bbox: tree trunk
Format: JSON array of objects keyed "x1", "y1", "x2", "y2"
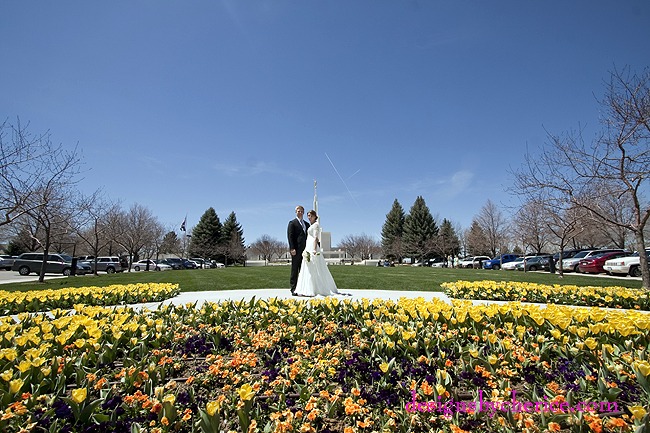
[{"x1": 634, "y1": 230, "x2": 650, "y2": 290}]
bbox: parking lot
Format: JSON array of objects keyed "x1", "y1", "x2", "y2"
[{"x1": 0, "y1": 270, "x2": 67, "y2": 284}]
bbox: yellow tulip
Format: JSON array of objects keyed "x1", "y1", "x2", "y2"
[
  {"x1": 629, "y1": 406, "x2": 647, "y2": 420},
  {"x1": 238, "y1": 383, "x2": 255, "y2": 401},
  {"x1": 435, "y1": 384, "x2": 446, "y2": 395},
  {"x1": 9, "y1": 378, "x2": 23, "y2": 393},
  {"x1": 584, "y1": 338, "x2": 598, "y2": 350},
  {"x1": 1, "y1": 370, "x2": 12, "y2": 381},
  {"x1": 488, "y1": 355, "x2": 498, "y2": 365},
  {"x1": 469, "y1": 348, "x2": 479, "y2": 358},
  {"x1": 17, "y1": 360, "x2": 32, "y2": 373},
  {"x1": 379, "y1": 362, "x2": 389, "y2": 373},
  {"x1": 1, "y1": 348, "x2": 17, "y2": 361},
  {"x1": 163, "y1": 394, "x2": 175, "y2": 404},
  {"x1": 383, "y1": 324, "x2": 396, "y2": 336},
  {"x1": 402, "y1": 330, "x2": 416, "y2": 341},
  {"x1": 72, "y1": 388, "x2": 87, "y2": 404},
  {"x1": 206, "y1": 400, "x2": 220, "y2": 416},
  {"x1": 634, "y1": 361, "x2": 650, "y2": 377}
]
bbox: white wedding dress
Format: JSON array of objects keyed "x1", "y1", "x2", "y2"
[{"x1": 294, "y1": 221, "x2": 341, "y2": 297}]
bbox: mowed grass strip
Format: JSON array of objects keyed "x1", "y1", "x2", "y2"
[{"x1": 0, "y1": 264, "x2": 644, "y2": 293}]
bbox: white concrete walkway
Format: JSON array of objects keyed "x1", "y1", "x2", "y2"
[{"x1": 134, "y1": 289, "x2": 452, "y2": 310}]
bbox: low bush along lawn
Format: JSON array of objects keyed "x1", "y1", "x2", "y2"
[{"x1": 0, "y1": 280, "x2": 649, "y2": 432}]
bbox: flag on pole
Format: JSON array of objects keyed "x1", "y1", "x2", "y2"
[{"x1": 180, "y1": 216, "x2": 187, "y2": 232}]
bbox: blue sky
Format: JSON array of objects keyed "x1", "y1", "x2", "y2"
[{"x1": 2, "y1": 1, "x2": 649, "y2": 247}]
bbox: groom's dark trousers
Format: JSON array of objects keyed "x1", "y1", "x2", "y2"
[{"x1": 288, "y1": 218, "x2": 309, "y2": 292}]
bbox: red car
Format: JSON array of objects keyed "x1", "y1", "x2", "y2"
[{"x1": 578, "y1": 251, "x2": 630, "y2": 274}]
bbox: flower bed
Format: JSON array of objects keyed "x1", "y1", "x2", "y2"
[
  {"x1": 442, "y1": 280, "x2": 650, "y2": 310},
  {"x1": 1, "y1": 295, "x2": 649, "y2": 432},
  {"x1": 0, "y1": 283, "x2": 181, "y2": 315}
]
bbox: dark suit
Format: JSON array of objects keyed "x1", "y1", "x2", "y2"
[{"x1": 288, "y1": 218, "x2": 310, "y2": 292}]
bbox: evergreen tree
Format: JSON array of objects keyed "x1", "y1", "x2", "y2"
[
  {"x1": 465, "y1": 220, "x2": 490, "y2": 256},
  {"x1": 221, "y1": 211, "x2": 246, "y2": 265},
  {"x1": 159, "y1": 231, "x2": 181, "y2": 256},
  {"x1": 403, "y1": 196, "x2": 438, "y2": 262},
  {"x1": 381, "y1": 199, "x2": 405, "y2": 261},
  {"x1": 189, "y1": 208, "x2": 222, "y2": 259},
  {"x1": 435, "y1": 218, "x2": 460, "y2": 260}
]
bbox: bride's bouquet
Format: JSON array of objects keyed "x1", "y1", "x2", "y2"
[{"x1": 302, "y1": 251, "x2": 320, "y2": 263}]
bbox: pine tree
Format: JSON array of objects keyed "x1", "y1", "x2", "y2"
[
  {"x1": 159, "y1": 231, "x2": 181, "y2": 256},
  {"x1": 381, "y1": 199, "x2": 405, "y2": 261},
  {"x1": 403, "y1": 196, "x2": 438, "y2": 262},
  {"x1": 221, "y1": 211, "x2": 246, "y2": 265},
  {"x1": 189, "y1": 208, "x2": 222, "y2": 259},
  {"x1": 465, "y1": 220, "x2": 490, "y2": 256},
  {"x1": 436, "y1": 218, "x2": 460, "y2": 260}
]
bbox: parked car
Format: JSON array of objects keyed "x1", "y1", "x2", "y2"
[
  {"x1": 12, "y1": 253, "x2": 78, "y2": 276},
  {"x1": 561, "y1": 249, "x2": 624, "y2": 272},
  {"x1": 482, "y1": 254, "x2": 520, "y2": 270},
  {"x1": 429, "y1": 258, "x2": 447, "y2": 268},
  {"x1": 131, "y1": 260, "x2": 171, "y2": 271},
  {"x1": 603, "y1": 249, "x2": 650, "y2": 277},
  {"x1": 75, "y1": 261, "x2": 92, "y2": 275},
  {"x1": 183, "y1": 260, "x2": 198, "y2": 269},
  {"x1": 159, "y1": 258, "x2": 184, "y2": 270},
  {"x1": 202, "y1": 259, "x2": 225, "y2": 269},
  {"x1": 552, "y1": 249, "x2": 585, "y2": 263},
  {"x1": 87, "y1": 256, "x2": 123, "y2": 274},
  {"x1": 502, "y1": 257, "x2": 524, "y2": 271},
  {"x1": 471, "y1": 256, "x2": 490, "y2": 268},
  {"x1": 578, "y1": 251, "x2": 631, "y2": 274},
  {"x1": 191, "y1": 258, "x2": 211, "y2": 269},
  {"x1": 515, "y1": 255, "x2": 551, "y2": 272},
  {"x1": 458, "y1": 256, "x2": 490, "y2": 268},
  {"x1": 0, "y1": 255, "x2": 15, "y2": 271}
]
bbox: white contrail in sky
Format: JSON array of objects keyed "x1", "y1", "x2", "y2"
[
  {"x1": 325, "y1": 153, "x2": 360, "y2": 208},
  {"x1": 347, "y1": 168, "x2": 361, "y2": 180}
]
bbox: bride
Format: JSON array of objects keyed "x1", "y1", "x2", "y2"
[{"x1": 294, "y1": 210, "x2": 342, "y2": 297}]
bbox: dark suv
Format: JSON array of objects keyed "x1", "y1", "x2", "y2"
[
  {"x1": 1, "y1": 255, "x2": 15, "y2": 271},
  {"x1": 159, "y1": 258, "x2": 184, "y2": 270}
]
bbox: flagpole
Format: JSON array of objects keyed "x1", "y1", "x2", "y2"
[{"x1": 313, "y1": 180, "x2": 318, "y2": 218}]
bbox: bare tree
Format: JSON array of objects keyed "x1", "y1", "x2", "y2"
[
  {"x1": 20, "y1": 137, "x2": 83, "y2": 282},
  {"x1": 73, "y1": 194, "x2": 121, "y2": 275},
  {"x1": 513, "y1": 199, "x2": 552, "y2": 254},
  {"x1": 513, "y1": 67, "x2": 650, "y2": 288},
  {"x1": 115, "y1": 203, "x2": 164, "y2": 271},
  {"x1": 339, "y1": 234, "x2": 380, "y2": 261},
  {"x1": 584, "y1": 194, "x2": 635, "y2": 249},
  {"x1": 248, "y1": 235, "x2": 285, "y2": 263},
  {"x1": 475, "y1": 199, "x2": 509, "y2": 257},
  {"x1": 1, "y1": 119, "x2": 74, "y2": 226}
]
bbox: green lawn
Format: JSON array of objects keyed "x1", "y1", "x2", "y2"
[{"x1": 0, "y1": 265, "x2": 644, "y2": 292}]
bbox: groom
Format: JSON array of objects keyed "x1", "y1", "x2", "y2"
[{"x1": 287, "y1": 205, "x2": 309, "y2": 295}]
